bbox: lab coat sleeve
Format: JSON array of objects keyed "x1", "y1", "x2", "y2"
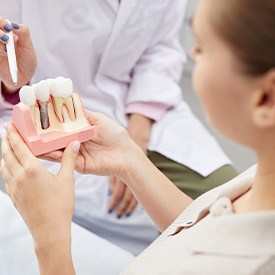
[
  {"x1": 0, "y1": 0, "x2": 22, "y2": 137},
  {"x1": 126, "y1": 0, "x2": 188, "y2": 122}
]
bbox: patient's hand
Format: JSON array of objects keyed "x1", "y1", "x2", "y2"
[
  {"x1": 0, "y1": 124, "x2": 79, "y2": 248},
  {"x1": 43, "y1": 111, "x2": 141, "y2": 181}
]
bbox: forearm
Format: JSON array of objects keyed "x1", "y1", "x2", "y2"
[
  {"x1": 123, "y1": 146, "x2": 193, "y2": 232},
  {"x1": 127, "y1": 113, "x2": 153, "y2": 146},
  {"x1": 33, "y1": 223, "x2": 75, "y2": 275},
  {"x1": 35, "y1": 238, "x2": 75, "y2": 275}
]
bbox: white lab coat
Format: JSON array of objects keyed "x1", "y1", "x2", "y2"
[{"x1": 0, "y1": 0, "x2": 231, "y2": 256}]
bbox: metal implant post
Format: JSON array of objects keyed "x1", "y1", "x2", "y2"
[
  {"x1": 38, "y1": 100, "x2": 50, "y2": 129},
  {"x1": 34, "y1": 80, "x2": 51, "y2": 130}
]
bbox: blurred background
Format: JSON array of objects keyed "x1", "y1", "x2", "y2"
[{"x1": 0, "y1": 0, "x2": 256, "y2": 192}]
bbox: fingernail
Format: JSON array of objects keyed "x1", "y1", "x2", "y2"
[
  {"x1": 71, "y1": 141, "x2": 80, "y2": 153},
  {"x1": 4, "y1": 24, "x2": 12, "y2": 32},
  {"x1": 108, "y1": 209, "x2": 113, "y2": 214},
  {"x1": 126, "y1": 213, "x2": 131, "y2": 218},
  {"x1": 1, "y1": 34, "x2": 9, "y2": 42},
  {"x1": 108, "y1": 188, "x2": 112, "y2": 196},
  {"x1": 12, "y1": 23, "x2": 20, "y2": 29},
  {"x1": 117, "y1": 215, "x2": 122, "y2": 219}
]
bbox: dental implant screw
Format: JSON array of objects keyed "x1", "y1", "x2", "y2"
[{"x1": 38, "y1": 101, "x2": 50, "y2": 129}]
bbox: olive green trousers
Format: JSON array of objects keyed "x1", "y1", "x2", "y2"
[{"x1": 148, "y1": 151, "x2": 238, "y2": 200}]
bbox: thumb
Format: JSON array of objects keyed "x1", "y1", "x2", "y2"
[{"x1": 59, "y1": 141, "x2": 80, "y2": 178}]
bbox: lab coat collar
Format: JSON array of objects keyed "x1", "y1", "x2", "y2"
[
  {"x1": 113, "y1": 0, "x2": 139, "y2": 33},
  {"x1": 106, "y1": 0, "x2": 119, "y2": 13},
  {"x1": 97, "y1": 0, "x2": 138, "y2": 72}
]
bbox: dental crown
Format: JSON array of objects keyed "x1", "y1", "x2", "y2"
[
  {"x1": 34, "y1": 80, "x2": 51, "y2": 102},
  {"x1": 50, "y1": 77, "x2": 73, "y2": 98},
  {"x1": 19, "y1": 85, "x2": 36, "y2": 106}
]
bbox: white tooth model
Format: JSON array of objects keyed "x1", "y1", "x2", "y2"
[
  {"x1": 34, "y1": 80, "x2": 51, "y2": 129},
  {"x1": 51, "y1": 77, "x2": 75, "y2": 122},
  {"x1": 19, "y1": 85, "x2": 36, "y2": 120}
]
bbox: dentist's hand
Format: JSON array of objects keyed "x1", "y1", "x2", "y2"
[
  {"x1": 0, "y1": 124, "x2": 80, "y2": 248},
  {"x1": 0, "y1": 17, "x2": 37, "y2": 94}
]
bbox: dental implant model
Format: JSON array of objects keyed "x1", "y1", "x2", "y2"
[
  {"x1": 34, "y1": 80, "x2": 50, "y2": 130},
  {"x1": 11, "y1": 77, "x2": 95, "y2": 156}
]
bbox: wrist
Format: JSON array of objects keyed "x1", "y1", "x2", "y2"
[
  {"x1": 121, "y1": 141, "x2": 149, "y2": 184},
  {"x1": 35, "y1": 235, "x2": 75, "y2": 275},
  {"x1": 128, "y1": 114, "x2": 153, "y2": 147},
  {"x1": 33, "y1": 220, "x2": 72, "y2": 250}
]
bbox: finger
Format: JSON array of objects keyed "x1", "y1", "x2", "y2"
[
  {"x1": 11, "y1": 23, "x2": 33, "y2": 49},
  {"x1": 124, "y1": 196, "x2": 138, "y2": 217},
  {"x1": 0, "y1": 17, "x2": 12, "y2": 32},
  {"x1": 85, "y1": 111, "x2": 108, "y2": 127},
  {"x1": 0, "y1": 30, "x2": 9, "y2": 46},
  {"x1": 40, "y1": 150, "x2": 63, "y2": 163},
  {"x1": 7, "y1": 125, "x2": 37, "y2": 167},
  {"x1": 108, "y1": 179, "x2": 126, "y2": 213},
  {"x1": 0, "y1": 17, "x2": 11, "y2": 53},
  {"x1": 58, "y1": 141, "x2": 80, "y2": 179},
  {"x1": 109, "y1": 176, "x2": 116, "y2": 194},
  {"x1": 1, "y1": 132, "x2": 22, "y2": 173},
  {"x1": 0, "y1": 159, "x2": 14, "y2": 189},
  {"x1": 85, "y1": 110, "x2": 100, "y2": 125},
  {"x1": 116, "y1": 188, "x2": 136, "y2": 217}
]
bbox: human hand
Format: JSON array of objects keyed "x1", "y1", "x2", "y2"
[
  {"x1": 108, "y1": 177, "x2": 138, "y2": 218},
  {"x1": 0, "y1": 17, "x2": 37, "y2": 93},
  {"x1": 42, "y1": 111, "x2": 141, "y2": 181},
  {"x1": 0, "y1": 124, "x2": 80, "y2": 248},
  {"x1": 108, "y1": 114, "x2": 152, "y2": 217}
]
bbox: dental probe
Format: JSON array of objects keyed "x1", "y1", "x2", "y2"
[{"x1": 5, "y1": 19, "x2": 18, "y2": 86}]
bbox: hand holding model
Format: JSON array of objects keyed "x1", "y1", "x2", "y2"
[
  {"x1": 1, "y1": 123, "x2": 80, "y2": 246},
  {"x1": 0, "y1": 17, "x2": 36, "y2": 94},
  {"x1": 44, "y1": 111, "x2": 141, "y2": 179}
]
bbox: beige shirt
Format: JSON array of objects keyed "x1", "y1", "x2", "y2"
[{"x1": 122, "y1": 165, "x2": 275, "y2": 274}]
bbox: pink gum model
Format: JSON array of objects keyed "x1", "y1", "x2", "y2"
[{"x1": 12, "y1": 92, "x2": 95, "y2": 156}]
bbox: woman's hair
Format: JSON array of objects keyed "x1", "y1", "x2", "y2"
[{"x1": 208, "y1": 0, "x2": 275, "y2": 76}]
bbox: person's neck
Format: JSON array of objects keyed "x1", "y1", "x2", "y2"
[
  {"x1": 235, "y1": 152, "x2": 275, "y2": 213},
  {"x1": 249, "y1": 156, "x2": 275, "y2": 210}
]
